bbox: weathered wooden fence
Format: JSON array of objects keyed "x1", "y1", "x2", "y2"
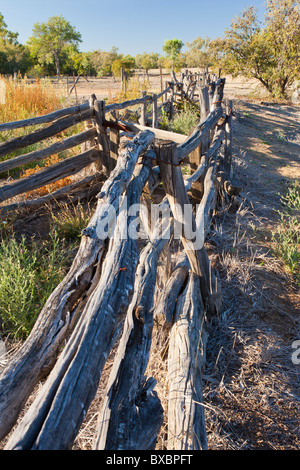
[{"x1": 0, "y1": 70, "x2": 237, "y2": 450}]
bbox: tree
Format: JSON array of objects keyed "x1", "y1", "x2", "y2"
[
  {"x1": 0, "y1": 13, "x2": 32, "y2": 74},
  {"x1": 210, "y1": 0, "x2": 300, "y2": 98},
  {"x1": 135, "y1": 52, "x2": 159, "y2": 75},
  {"x1": 185, "y1": 37, "x2": 212, "y2": 69},
  {"x1": 111, "y1": 55, "x2": 135, "y2": 80},
  {"x1": 27, "y1": 15, "x2": 82, "y2": 78},
  {"x1": 163, "y1": 38, "x2": 184, "y2": 70}
]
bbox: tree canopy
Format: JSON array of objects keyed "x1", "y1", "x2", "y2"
[
  {"x1": 210, "y1": 0, "x2": 300, "y2": 98},
  {"x1": 163, "y1": 38, "x2": 184, "y2": 70},
  {"x1": 27, "y1": 15, "x2": 82, "y2": 78}
]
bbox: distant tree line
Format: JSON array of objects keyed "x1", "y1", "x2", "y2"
[{"x1": 0, "y1": 0, "x2": 299, "y2": 98}]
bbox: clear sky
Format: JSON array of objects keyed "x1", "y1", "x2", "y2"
[{"x1": 0, "y1": 0, "x2": 266, "y2": 55}]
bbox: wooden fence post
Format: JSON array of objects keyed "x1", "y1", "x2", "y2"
[
  {"x1": 94, "y1": 99, "x2": 112, "y2": 177},
  {"x1": 157, "y1": 141, "x2": 215, "y2": 315},
  {"x1": 108, "y1": 110, "x2": 120, "y2": 170},
  {"x1": 152, "y1": 93, "x2": 158, "y2": 128},
  {"x1": 139, "y1": 90, "x2": 147, "y2": 126},
  {"x1": 189, "y1": 85, "x2": 210, "y2": 204},
  {"x1": 224, "y1": 99, "x2": 233, "y2": 178}
]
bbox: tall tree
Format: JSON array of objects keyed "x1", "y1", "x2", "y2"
[
  {"x1": 27, "y1": 15, "x2": 82, "y2": 78},
  {"x1": 0, "y1": 12, "x2": 31, "y2": 74},
  {"x1": 163, "y1": 38, "x2": 184, "y2": 70},
  {"x1": 185, "y1": 36, "x2": 211, "y2": 69},
  {"x1": 210, "y1": 0, "x2": 300, "y2": 98}
]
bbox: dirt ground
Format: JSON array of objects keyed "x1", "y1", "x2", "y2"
[{"x1": 0, "y1": 71, "x2": 299, "y2": 451}]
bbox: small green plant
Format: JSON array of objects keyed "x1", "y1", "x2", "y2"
[
  {"x1": 168, "y1": 106, "x2": 199, "y2": 135},
  {"x1": 281, "y1": 179, "x2": 300, "y2": 211},
  {"x1": 272, "y1": 180, "x2": 300, "y2": 284},
  {"x1": 50, "y1": 200, "x2": 93, "y2": 241},
  {"x1": 0, "y1": 232, "x2": 72, "y2": 338},
  {"x1": 160, "y1": 106, "x2": 169, "y2": 130}
]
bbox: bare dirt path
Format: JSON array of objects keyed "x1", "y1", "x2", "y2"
[{"x1": 200, "y1": 87, "x2": 300, "y2": 450}]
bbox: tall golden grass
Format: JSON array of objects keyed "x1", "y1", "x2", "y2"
[{"x1": 0, "y1": 75, "x2": 62, "y2": 124}]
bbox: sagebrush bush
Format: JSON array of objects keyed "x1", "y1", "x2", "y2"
[{"x1": 0, "y1": 231, "x2": 74, "y2": 339}]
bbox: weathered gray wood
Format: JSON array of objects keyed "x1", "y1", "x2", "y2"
[
  {"x1": 139, "y1": 90, "x2": 147, "y2": 126},
  {"x1": 210, "y1": 78, "x2": 225, "y2": 112},
  {"x1": 0, "y1": 108, "x2": 94, "y2": 159},
  {"x1": 0, "y1": 130, "x2": 155, "y2": 443},
  {"x1": 109, "y1": 110, "x2": 120, "y2": 168},
  {"x1": 185, "y1": 129, "x2": 224, "y2": 192},
  {"x1": 189, "y1": 141, "x2": 203, "y2": 203},
  {"x1": 106, "y1": 94, "x2": 152, "y2": 115},
  {"x1": 152, "y1": 93, "x2": 158, "y2": 128},
  {"x1": 0, "y1": 102, "x2": 90, "y2": 132},
  {"x1": 155, "y1": 257, "x2": 189, "y2": 326},
  {"x1": 195, "y1": 152, "x2": 219, "y2": 241},
  {"x1": 94, "y1": 201, "x2": 171, "y2": 450},
  {"x1": 0, "y1": 147, "x2": 100, "y2": 203},
  {"x1": 5, "y1": 146, "x2": 155, "y2": 451},
  {"x1": 69, "y1": 75, "x2": 80, "y2": 95},
  {"x1": 177, "y1": 107, "x2": 223, "y2": 161},
  {"x1": 119, "y1": 120, "x2": 188, "y2": 144},
  {"x1": 156, "y1": 141, "x2": 220, "y2": 315},
  {"x1": 94, "y1": 100, "x2": 112, "y2": 177},
  {"x1": 0, "y1": 127, "x2": 97, "y2": 174},
  {"x1": 167, "y1": 273, "x2": 208, "y2": 450},
  {"x1": 224, "y1": 99, "x2": 233, "y2": 178}
]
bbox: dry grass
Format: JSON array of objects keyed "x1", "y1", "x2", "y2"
[{"x1": 0, "y1": 75, "x2": 62, "y2": 126}]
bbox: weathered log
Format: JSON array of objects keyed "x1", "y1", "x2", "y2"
[
  {"x1": 224, "y1": 99, "x2": 233, "y2": 178},
  {"x1": 155, "y1": 255, "x2": 189, "y2": 326},
  {"x1": 0, "y1": 108, "x2": 94, "y2": 159},
  {"x1": 0, "y1": 130, "x2": 155, "y2": 442},
  {"x1": 195, "y1": 152, "x2": 219, "y2": 241},
  {"x1": 94, "y1": 100, "x2": 112, "y2": 177},
  {"x1": 167, "y1": 273, "x2": 208, "y2": 450},
  {"x1": 177, "y1": 107, "x2": 223, "y2": 161},
  {"x1": 94, "y1": 206, "x2": 171, "y2": 450},
  {"x1": 185, "y1": 129, "x2": 224, "y2": 193},
  {"x1": 119, "y1": 120, "x2": 188, "y2": 144},
  {"x1": 0, "y1": 102, "x2": 90, "y2": 132},
  {"x1": 5, "y1": 150, "x2": 154, "y2": 451},
  {"x1": 106, "y1": 94, "x2": 152, "y2": 115},
  {"x1": 0, "y1": 127, "x2": 97, "y2": 174},
  {"x1": 152, "y1": 93, "x2": 158, "y2": 128},
  {"x1": 0, "y1": 147, "x2": 100, "y2": 203},
  {"x1": 108, "y1": 110, "x2": 120, "y2": 168},
  {"x1": 139, "y1": 90, "x2": 147, "y2": 126},
  {"x1": 156, "y1": 141, "x2": 216, "y2": 314}
]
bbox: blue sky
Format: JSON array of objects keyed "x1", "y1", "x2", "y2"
[{"x1": 0, "y1": 0, "x2": 266, "y2": 55}]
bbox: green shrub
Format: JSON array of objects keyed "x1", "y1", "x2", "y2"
[
  {"x1": 0, "y1": 232, "x2": 73, "y2": 338},
  {"x1": 167, "y1": 106, "x2": 199, "y2": 135},
  {"x1": 272, "y1": 180, "x2": 300, "y2": 284}
]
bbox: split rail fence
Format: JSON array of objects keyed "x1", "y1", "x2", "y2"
[{"x1": 0, "y1": 70, "x2": 237, "y2": 450}]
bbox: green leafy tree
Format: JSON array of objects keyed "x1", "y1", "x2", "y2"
[
  {"x1": 163, "y1": 38, "x2": 184, "y2": 70},
  {"x1": 111, "y1": 55, "x2": 135, "y2": 79},
  {"x1": 210, "y1": 0, "x2": 300, "y2": 98},
  {"x1": 27, "y1": 15, "x2": 82, "y2": 78},
  {"x1": 0, "y1": 12, "x2": 31, "y2": 74},
  {"x1": 135, "y1": 52, "x2": 159, "y2": 75},
  {"x1": 185, "y1": 36, "x2": 212, "y2": 69}
]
